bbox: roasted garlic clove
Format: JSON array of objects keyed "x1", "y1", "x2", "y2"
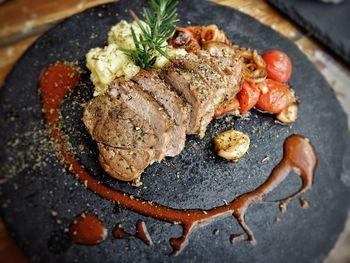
[
  {"x1": 276, "y1": 103, "x2": 298, "y2": 123},
  {"x1": 213, "y1": 130, "x2": 250, "y2": 162}
]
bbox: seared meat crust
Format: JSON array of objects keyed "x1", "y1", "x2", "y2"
[{"x1": 83, "y1": 44, "x2": 243, "y2": 183}]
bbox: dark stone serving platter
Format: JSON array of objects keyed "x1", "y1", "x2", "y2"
[
  {"x1": 0, "y1": 0, "x2": 349, "y2": 262},
  {"x1": 268, "y1": 0, "x2": 350, "y2": 65}
]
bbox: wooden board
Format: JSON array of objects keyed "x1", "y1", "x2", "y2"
[{"x1": 0, "y1": 0, "x2": 114, "y2": 44}]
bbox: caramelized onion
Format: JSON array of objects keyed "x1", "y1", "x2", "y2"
[
  {"x1": 201, "y1": 25, "x2": 231, "y2": 45},
  {"x1": 237, "y1": 48, "x2": 267, "y2": 84},
  {"x1": 253, "y1": 50, "x2": 266, "y2": 68}
]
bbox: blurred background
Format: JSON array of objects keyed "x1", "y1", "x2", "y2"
[{"x1": 0, "y1": 0, "x2": 349, "y2": 262}]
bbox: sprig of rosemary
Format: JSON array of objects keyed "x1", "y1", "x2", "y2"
[{"x1": 121, "y1": 0, "x2": 179, "y2": 68}]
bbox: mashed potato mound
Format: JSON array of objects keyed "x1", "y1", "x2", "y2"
[{"x1": 86, "y1": 20, "x2": 187, "y2": 96}]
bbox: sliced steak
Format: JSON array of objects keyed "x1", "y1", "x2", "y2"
[
  {"x1": 109, "y1": 79, "x2": 173, "y2": 160},
  {"x1": 200, "y1": 42, "x2": 243, "y2": 101},
  {"x1": 179, "y1": 53, "x2": 227, "y2": 134},
  {"x1": 132, "y1": 69, "x2": 189, "y2": 156},
  {"x1": 98, "y1": 144, "x2": 154, "y2": 182},
  {"x1": 83, "y1": 95, "x2": 157, "y2": 149},
  {"x1": 162, "y1": 53, "x2": 222, "y2": 137}
]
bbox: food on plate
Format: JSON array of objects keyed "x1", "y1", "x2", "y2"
[
  {"x1": 214, "y1": 97, "x2": 240, "y2": 118},
  {"x1": 83, "y1": 44, "x2": 243, "y2": 182},
  {"x1": 86, "y1": 19, "x2": 186, "y2": 96},
  {"x1": 262, "y1": 50, "x2": 292, "y2": 83},
  {"x1": 213, "y1": 130, "x2": 250, "y2": 161},
  {"x1": 256, "y1": 79, "x2": 296, "y2": 114},
  {"x1": 86, "y1": 43, "x2": 139, "y2": 96},
  {"x1": 168, "y1": 24, "x2": 231, "y2": 53},
  {"x1": 82, "y1": 0, "x2": 299, "y2": 183},
  {"x1": 276, "y1": 103, "x2": 298, "y2": 123},
  {"x1": 236, "y1": 80, "x2": 260, "y2": 114},
  {"x1": 121, "y1": 0, "x2": 179, "y2": 68},
  {"x1": 169, "y1": 26, "x2": 297, "y2": 118}
]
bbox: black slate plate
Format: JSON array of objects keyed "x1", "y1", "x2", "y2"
[
  {"x1": 268, "y1": 0, "x2": 350, "y2": 65},
  {"x1": 0, "y1": 0, "x2": 350, "y2": 262}
]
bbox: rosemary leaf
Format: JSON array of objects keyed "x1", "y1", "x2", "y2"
[{"x1": 122, "y1": 0, "x2": 178, "y2": 69}]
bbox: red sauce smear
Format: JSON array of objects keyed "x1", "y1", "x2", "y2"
[
  {"x1": 69, "y1": 213, "x2": 107, "y2": 245},
  {"x1": 113, "y1": 220, "x2": 153, "y2": 246},
  {"x1": 39, "y1": 63, "x2": 318, "y2": 256}
]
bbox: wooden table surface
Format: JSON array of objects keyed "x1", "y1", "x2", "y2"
[{"x1": 0, "y1": 0, "x2": 349, "y2": 262}]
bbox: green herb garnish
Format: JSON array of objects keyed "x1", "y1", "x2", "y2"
[{"x1": 121, "y1": 0, "x2": 179, "y2": 68}]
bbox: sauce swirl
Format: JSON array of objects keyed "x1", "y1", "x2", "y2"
[{"x1": 39, "y1": 63, "x2": 317, "y2": 255}]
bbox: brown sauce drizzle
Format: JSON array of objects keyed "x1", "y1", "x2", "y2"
[
  {"x1": 39, "y1": 63, "x2": 318, "y2": 256},
  {"x1": 113, "y1": 220, "x2": 153, "y2": 246},
  {"x1": 69, "y1": 213, "x2": 107, "y2": 245}
]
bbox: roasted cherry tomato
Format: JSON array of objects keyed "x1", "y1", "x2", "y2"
[
  {"x1": 256, "y1": 79, "x2": 296, "y2": 114},
  {"x1": 262, "y1": 50, "x2": 292, "y2": 83},
  {"x1": 237, "y1": 80, "x2": 260, "y2": 114}
]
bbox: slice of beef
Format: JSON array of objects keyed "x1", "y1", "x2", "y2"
[
  {"x1": 180, "y1": 53, "x2": 228, "y2": 134},
  {"x1": 162, "y1": 53, "x2": 222, "y2": 137},
  {"x1": 109, "y1": 79, "x2": 173, "y2": 161},
  {"x1": 83, "y1": 95, "x2": 158, "y2": 149},
  {"x1": 83, "y1": 96, "x2": 156, "y2": 183},
  {"x1": 98, "y1": 143, "x2": 154, "y2": 182},
  {"x1": 132, "y1": 69, "x2": 189, "y2": 156},
  {"x1": 163, "y1": 69, "x2": 208, "y2": 137},
  {"x1": 200, "y1": 42, "x2": 243, "y2": 101}
]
